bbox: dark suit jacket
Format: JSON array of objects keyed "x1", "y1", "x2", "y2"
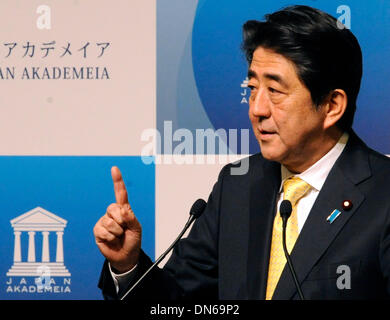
[{"x1": 98, "y1": 131, "x2": 390, "y2": 300}]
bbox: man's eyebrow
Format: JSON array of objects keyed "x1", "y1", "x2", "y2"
[
  {"x1": 247, "y1": 69, "x2": 289, "y2": 88},
  {"x1": 264, "y1": 72, "x2": 289, "y2": 88},
  {"x1": 247, "y1": 69, "x2": 257, "y2": 80}
]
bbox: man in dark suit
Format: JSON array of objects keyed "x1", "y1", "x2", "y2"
[{"x1": 93, "y1": 5, "x2": 390, "y2": 299}]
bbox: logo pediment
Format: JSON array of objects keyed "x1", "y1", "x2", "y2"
[{"x1": 10, "y1": 207, "x2": 67, "y2": 229}]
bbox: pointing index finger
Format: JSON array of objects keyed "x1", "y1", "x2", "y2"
[{"x1": 111, "y1": 166, "x2": 129, "y2": 205}]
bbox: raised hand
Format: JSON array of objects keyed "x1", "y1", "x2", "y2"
[{"x1": 93, "y1": 166, "x2": 142, "y2": 273}]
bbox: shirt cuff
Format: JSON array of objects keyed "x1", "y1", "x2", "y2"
[{"x1": 108, "y1": 262, "x2": 138, "y2": 294}]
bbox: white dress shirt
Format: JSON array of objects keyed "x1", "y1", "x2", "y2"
[
  {"x1": 109, "y1": 262, "x2": 138, "y2": 294},
  {"x1": 276, "y1": 132, "x2": 349, "y2": 232},
  {"x1": 110, "y1": 132, "x2": 349, "y2": 294}
]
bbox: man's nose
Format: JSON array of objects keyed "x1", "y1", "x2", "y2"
[{"x1": 250, "y1": 87, "x2": 271, "y2": 119}]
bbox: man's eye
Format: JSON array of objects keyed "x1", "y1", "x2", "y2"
[
  {"x1": 269, "y1": 87, "x2": 279, "y2": 93},
  {"x1": 248, "y1": 85, "x2": 255, "y2": 90}
]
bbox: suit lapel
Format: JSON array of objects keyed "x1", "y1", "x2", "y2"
[
  {"x1": 272, "y1": 132, "x2": 371, "y2": 300},
  {"x1": 247, "y1": 157, "x2": 281, "y2": 299}
]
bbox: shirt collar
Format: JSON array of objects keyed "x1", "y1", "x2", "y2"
[{"x1": 280, "y1": 132, "x2": 349, "y2": 193}]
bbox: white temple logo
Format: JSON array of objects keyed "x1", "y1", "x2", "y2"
[{"x1": 7, "y1": 207, "x2": 70, "y2": 277}]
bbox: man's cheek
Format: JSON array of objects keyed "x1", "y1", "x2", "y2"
[{"x1": 275, "y1": 133, "x2": 290, "y2": 149}]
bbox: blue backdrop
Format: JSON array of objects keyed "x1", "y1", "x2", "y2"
[
  {"x1": 158, "y1": 0, "x2": 390, "y2": 154},
  {"x1": 0, "y1": 157, "x2": 155, "y2": 299}
]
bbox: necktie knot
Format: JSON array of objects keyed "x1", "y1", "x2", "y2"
[{"x1": 283, "y1": 177, "x2": 311, "y2": 207}]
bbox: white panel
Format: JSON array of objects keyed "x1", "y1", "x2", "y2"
[{"x1": 0, "y1": 0, "x2": 156, "y2": 155}]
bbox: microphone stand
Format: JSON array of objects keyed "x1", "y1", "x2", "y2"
[
  {"x1": 281, "y1": 216, "x2": 305, "y2": 300},
  {"x1": 120, "y1": 199, "x2": 206, "y2": 300}
]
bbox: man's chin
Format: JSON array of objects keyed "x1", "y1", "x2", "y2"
[{"x1": 259, "y1": 148, "x2": 283, "y2": 163}]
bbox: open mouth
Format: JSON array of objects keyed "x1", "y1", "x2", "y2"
[{"x1": 259, "y1": 129, "x2": 275, "y2": 135}]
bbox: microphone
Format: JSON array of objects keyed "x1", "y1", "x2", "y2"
[
  {"x1": 279, "y1": 199, "x2": 305, "y2": 300},
  {"x1": 120, "y1": 198, "x2": 207, "y2": 300}
]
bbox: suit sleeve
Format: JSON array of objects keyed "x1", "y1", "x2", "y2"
[
  {"x1": 379, "y1": 206, "x2": 390, "y2": 295},
  {"x1": 98, "y1": 164, "x2": 228, "y2": 300}
]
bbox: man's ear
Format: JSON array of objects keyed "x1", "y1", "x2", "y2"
[{"x1": 322, "y1": 89, "x2": 348, "y2": 129}]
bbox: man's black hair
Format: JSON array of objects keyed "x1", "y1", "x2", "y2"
[{"x1": 242, "y1": 5, "x2": 363, "y2": 131}]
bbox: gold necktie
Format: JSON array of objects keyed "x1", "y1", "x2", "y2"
[{"x1": 265, "y1": 176, "x2": 311, "y2": 300}]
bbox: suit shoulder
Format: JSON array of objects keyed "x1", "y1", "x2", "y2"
[
  {"x1": 218, "y1": 153, "x2": 270, "y2": 180},
  {"x1": 366, "y1": 146, "x2": 390, "y2": 174}
]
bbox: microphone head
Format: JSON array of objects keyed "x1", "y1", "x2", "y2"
[
  {"x1": 280, "y1": 200, "x2": 292, "y2": 220},
  {"x1": 190, "y1": 199, "x2": 207, "y2": 218}
]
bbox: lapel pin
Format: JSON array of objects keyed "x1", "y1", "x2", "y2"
[
  {"x1": 342, "y1": 200, "x2": 353, "y2": 211},
  {"x1": 327, "y1": 209, "x2": 342, "y2": 224}
]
